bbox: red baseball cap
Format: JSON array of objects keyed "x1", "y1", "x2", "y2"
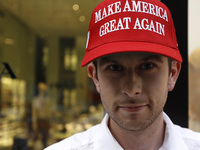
[{"x1": 81, "y1": 0, "x2": 183, "y2": 66}]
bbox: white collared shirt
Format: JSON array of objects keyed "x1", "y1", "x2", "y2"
[{"x1": 45, "y1": 113, "x2": 200, "y2": 150}]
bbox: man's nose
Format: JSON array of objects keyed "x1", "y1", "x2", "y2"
[{"x1": 121, "y1": 70, "x2": 142, "y2": 97}]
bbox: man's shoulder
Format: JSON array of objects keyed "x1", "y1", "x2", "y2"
[
  {"x1": 44, "y1": 124, "x2": 100, "y2": 150},
  {"x1": 174, "y1": 125, "x2": 200, "y2": 148}
]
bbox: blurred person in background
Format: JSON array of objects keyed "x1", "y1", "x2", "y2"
[{"x1": 32, "y1": 82, "x2": 51, "y2": 148}]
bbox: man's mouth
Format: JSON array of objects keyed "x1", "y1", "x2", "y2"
[{"x1": 118, "y1": 104, "x2": 148, "y2": 113}]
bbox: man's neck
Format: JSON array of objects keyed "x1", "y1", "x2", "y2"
[{"x1": 108, "y1": 112, "x2": 166, "y2": 150}]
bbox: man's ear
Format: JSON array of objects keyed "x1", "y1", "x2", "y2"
[
  {"x1": 88, "y1": 63, "x2": 100, "y2": 93},
  {"x1": 168, "y1": 61, "x2": 181, "y2": 91}
]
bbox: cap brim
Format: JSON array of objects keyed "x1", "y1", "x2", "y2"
[{"x1": 81, "y1": 42, "x2": 183, "y2": 67}]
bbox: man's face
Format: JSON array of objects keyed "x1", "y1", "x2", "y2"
[{"x1": 88, "y1": 52, "x2": 181, "y2": 132}]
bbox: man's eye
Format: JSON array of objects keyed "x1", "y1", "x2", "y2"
[
  {"x1": 107, "y1": 64, "x2": 123, "y2": 72},
  {"x1": 140, "y1": 63, "x2": 154, "y2": 70}
]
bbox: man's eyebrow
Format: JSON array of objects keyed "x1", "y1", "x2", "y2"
[
  {"x1": 142, "y1": 55, "x2": 164, "y2": 63},
  {"x1": 98, "y1": 56, "x2": 118, "y2": 66},
  {"x1": 97, "y1": 54, "x2": 164, "y2": 66}
]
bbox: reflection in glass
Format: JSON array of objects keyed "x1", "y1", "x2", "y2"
[
  {"x1": 0, "y1": 0, "x2": 104, "y2": 149},
  {"x1": 189, "y1": 48, "x2": 200, "y2": 132}
]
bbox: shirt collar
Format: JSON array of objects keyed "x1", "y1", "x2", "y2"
[
  {"x1": 93, "y1": 112, "x2": 189, "y2": 150},
  {"x1": 93, "y1": 113, "x2": 123, "y2": 150},
  {"x1": 159, "y1": 113, "x2": 189, "y2": 150}
]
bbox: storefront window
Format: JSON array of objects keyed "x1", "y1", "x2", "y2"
[{"x1": 0, "y1": 0, "x2": 103, "y2": 149}]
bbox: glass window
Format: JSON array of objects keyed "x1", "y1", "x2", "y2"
[
  {"x1": 188, "y1": 0, "x2": 200, "y2": 132},
  {"x1": 0, "y1": 0, "x2": 103, "y2": 149}
]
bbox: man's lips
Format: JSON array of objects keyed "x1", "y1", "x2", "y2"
[{"x1": 118, "y1": 104, "x2": 148, "y2": 112}]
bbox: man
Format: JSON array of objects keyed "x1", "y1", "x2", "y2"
[{"x1": 45, "y1": 0, "x2": 200, "y2": 149}]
